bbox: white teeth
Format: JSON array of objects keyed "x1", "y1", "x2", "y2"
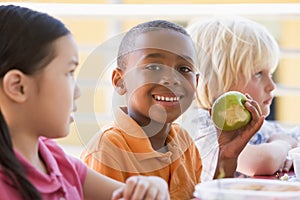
[{"x1": 154, "y1": 95, "x2": 180, "y2": 102}]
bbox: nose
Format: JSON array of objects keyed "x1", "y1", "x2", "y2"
[
  {"x1": 266, "y1": 76, "x2": 276, "y2": 92},
  {"x1": 74, "y1": 83, "x2": 81, "y2": 100},
  {"x1": 159, "y1": 68, "x2": 180, "y2": 86}
]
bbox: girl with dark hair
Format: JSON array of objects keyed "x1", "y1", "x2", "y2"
[{"x1": 0, "y1": 4, "x2": 169, "y2": 200}]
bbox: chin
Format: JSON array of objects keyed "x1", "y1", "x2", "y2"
[{"x1": 262, "y1": 108, "x2": 270, "y2": 117}]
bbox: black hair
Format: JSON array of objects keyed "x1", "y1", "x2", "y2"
[
  {"x1": 117, "y1": 20, "x2": 189, "y2": 68},
  {"x1": 0, "y1": 5, "x2": 70, "y2": 199}
]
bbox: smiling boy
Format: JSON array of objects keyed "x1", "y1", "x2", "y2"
[
  {"x1": 81, "y1": 20, "x2": 201, "y2": 200},
  {"x1": 81, "y1": 20, "x2": 263, "y2": 200}
]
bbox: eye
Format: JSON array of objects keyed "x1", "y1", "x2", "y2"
[
  {"x1": 254, "y1": 71, "x2": 262, "y2": 78},
  {"x1": 68, "y1": 69, "x2": 75, "y2": 77},
  {"x1": 178, "y1": 65, "x2": 193, "y2": 73},
  {"x1": 145, "y1": 63, "x2": 163, "y2": 71}
]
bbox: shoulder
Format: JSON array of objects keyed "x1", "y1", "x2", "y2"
[
  {"x1": 39, "y1": 137, "x2": 87, "y2": 174},
  {"x1": 0, "y1": 176, "x2": 20, "y2": 199},
  {"x1": 172, "y1": 123, "x2": 191, "y2": 137},
  {"x1": 170, "y1": 123, "x2": 196, "y2": 149},
  {"x1": 95, "y1": 125, "x2": 129, "y2": 148},
  {"x1": 39, "y1": 137, "x2": 86, "y2": 198},
  {"x1": 81, "y1": 125, "x2": 129, "y2": 158}
]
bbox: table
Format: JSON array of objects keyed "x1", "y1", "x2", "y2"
[{"x1": 252, "y1": 170, "x2": 295, "y2": 180}]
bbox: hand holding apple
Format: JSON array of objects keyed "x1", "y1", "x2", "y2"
[{"x1": 212, "y1": 92, "x2": 265, "y2": 178}]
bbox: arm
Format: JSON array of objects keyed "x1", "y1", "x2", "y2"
[
  {"x1": 237, "y1": 141, "x2": 292, "y2": 176},
  {"x1": 83, "y1": 167, "x2": 123, "y2": 200},
  {"x1": 83, "y1": 168, "x2": 170, "y2": 200},
  {"x1": 214, "y1": 98, "x2": 264, "y2": 179},
  {"x1": 237, "y1": 133, "x2": 297, "y2": 175}
]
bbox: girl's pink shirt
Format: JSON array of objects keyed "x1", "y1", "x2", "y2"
[{"x1": 0, "y1": 137, "x2": 87, "y2": 200}]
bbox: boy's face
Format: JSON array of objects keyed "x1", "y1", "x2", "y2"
[
  {"x1": 237, "y1": 66, "x2": 275, "y2": 116},
  {"x1": 115, "y1": 29, "x2": 198, "y2": 125}
]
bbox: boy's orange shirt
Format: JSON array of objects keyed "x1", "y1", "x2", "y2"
[{"x1": 81, "y1": 107, "x2": 202, "y2": 200}]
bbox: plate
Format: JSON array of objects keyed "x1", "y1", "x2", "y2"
[{"x1": 194, "y1": 178, "x2": 300, "y2": 200}]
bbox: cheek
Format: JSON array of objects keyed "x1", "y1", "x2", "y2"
[
  {"x1": 240, "y1": 82, "x2": 260, "y2": 100},
  {"x1": 183, "y1": 76, "x2": 197, "y2": 93},
  {"x1": 125, "y1": 74, "x2": 160, "y2": 97},
  {"x1": 126, "y1": 86, "x2": 149, "y2": 104}
]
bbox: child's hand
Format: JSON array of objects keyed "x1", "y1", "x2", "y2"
[
  {"x1": 111, "y1": 176, "x2": 170, "y2": 200},
  {"x1": 268, "y1": 134, "x2": 297, "y2": 172},
  {"x1": 215, "y1": 95, "x2": 265, "y2": 178}
]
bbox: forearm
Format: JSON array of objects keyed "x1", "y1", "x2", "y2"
[
  {"x1": 213, "y1": 146, "x2": 238, "y2": 179},
  {"x1": 237, "y1": 141, "x2": 292, "y2": 176},
  {"x1": 83, "y1": 168, "x2": 124, "y2": 200}
]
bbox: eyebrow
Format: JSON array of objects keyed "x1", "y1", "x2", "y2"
[{"x1": 143, "y1": 53, "x2": 194, "y2": 64}]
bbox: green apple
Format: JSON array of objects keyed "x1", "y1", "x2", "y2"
[{"x1": 211, "y1": 91, "x2": 251, "y2": 131}]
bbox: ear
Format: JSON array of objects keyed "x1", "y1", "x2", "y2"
[
  {"x1": 112, "y1": 68, "x2": 126, "y2": 95},
  {"x1": 2, "y1": 70, "x2": 28, "y2": 103},
  {"x1": 195, "y1": 73, "x2": 199, "y2": 88}
]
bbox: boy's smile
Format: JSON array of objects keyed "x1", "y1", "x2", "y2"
[{"x1": 153, "y1": 93, "x2": 182, "y2": 104}]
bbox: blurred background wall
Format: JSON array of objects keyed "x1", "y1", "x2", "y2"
[{"x1": 1, "y1": 0, "x2": 300, "y2": 157}]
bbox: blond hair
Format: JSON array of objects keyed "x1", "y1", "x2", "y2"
[{"x1": 187, "y1": 16, "x2": 280, "y2": 109}]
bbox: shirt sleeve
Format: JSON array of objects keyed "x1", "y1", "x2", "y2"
[
  {"x1": 80, "y1": 131, "x2": 128, "y2": 183},
  {"x1": 68, "y1": 155, "x2": 88, "y2": 185}
]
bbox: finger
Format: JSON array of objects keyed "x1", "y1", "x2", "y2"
[
  {"x1": 147, "y1": 177, "x2": 170, "y2": 200},
  {"x1": 244, "y1": 101, "x2": 261, "y2": 121},
  {"x1": 278, "y1": 162, "x2": 284, "y2": 173},
  {"x1": 283, "y1": 157, "x2": 293, "y2": 172},
  {"x1": 122, "y1": 176, "x2": 139, "y2": 199},
  {"x1": 130, "y1": 177, "x2": 149, "y2": 200},
  {"x1": 240, "y1": 115, "x2": 264, "y2": 143},
  {"x1": 246, "y1": 99, "x2": 262, "y2": 116},
  {"x1": 111, "y1": 187, "x2": 124, "y2": 200},
  {"x1": 244, "y1": 101, "x2": 264, "y2": 129},
  {"x1": 143, "y1": 187, "x2": 158, "y2": 200},
  {"x1": 245, "y1": 93, "x2": 253, "y2": 100},
  {"x1": 231, "y1": 116, "x2": 264, "y2": 154}
]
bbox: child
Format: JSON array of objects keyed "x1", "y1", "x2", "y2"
[
  {"x1": 0, "y1": 5, "x2": 170, "y2": 200},
  {"x1": 80, "y1": 19, "x2": 264, "y2": 199},
  {"x1": 184, "y1": 16, "x2": 298, "y2": 180}
]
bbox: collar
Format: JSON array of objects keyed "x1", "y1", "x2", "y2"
[{"x1": 112, "y1": 106, "x2": 189, "y2": 162}]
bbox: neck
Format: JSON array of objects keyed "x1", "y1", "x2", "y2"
[
  {"x1": 11, "y1": 133, "x2": 48, "y2": 174},
  {"x1": 142, "y1": 121, "x2": 171, "y2": 151}
]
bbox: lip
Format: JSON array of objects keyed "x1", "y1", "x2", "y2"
[
  {"x1": 70, "y1": 105, "x2": 77, "y2": 123},
  {"x1": 263, "y1": 97, "x2": 273, "y2": 105},
  {"x1": 70, "y1": 114, "x2": 74, "y2": 123},
  {"x1": 72, "y1": 105, "x2": 77, "y2": 112}
]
